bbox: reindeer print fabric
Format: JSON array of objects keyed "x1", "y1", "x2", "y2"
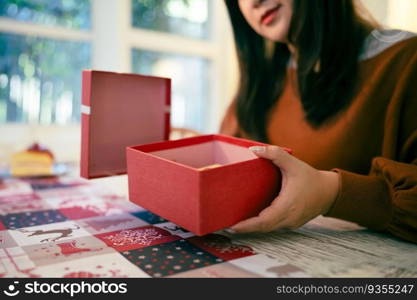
[
  {"x1": 0, "y1": 177, "x2": 307, "y2": 278},
  {"x1": 8, "y1": 221, "x2": 91, "y2": 246}
]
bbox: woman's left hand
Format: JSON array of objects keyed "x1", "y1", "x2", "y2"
[{"x1": 228, "y1": 146, "x2": 340, "y2": 233}]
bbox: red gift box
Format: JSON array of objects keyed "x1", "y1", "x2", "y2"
[
  {"x1": 81, "y1": 70, "x2": 284, "y2": 236},
  {"x1": 126, "y1": 135, "x2": 281, "y2": 235}
]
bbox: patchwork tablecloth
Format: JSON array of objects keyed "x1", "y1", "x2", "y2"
[{"x1": 0, "y1": 177, "x2": 307, "y2": 278}]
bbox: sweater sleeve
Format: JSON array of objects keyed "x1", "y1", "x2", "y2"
[
  {"x1": 325, "y1": 42, "x2": 417, "y2": 244},
  {"x1": 327, "y1": 158, "x2": 417, "y2": 243}
]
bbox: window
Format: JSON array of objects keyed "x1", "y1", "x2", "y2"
[
  {"x1": 0, "y1": 0, "x2": 91, "y2": 125},
  {"x1": 132, "y1": 0, "x2": 210, "y2": 40},
  {"x1": 130, "y1": 0, "x2": 223, "y2": 132},
  {"x1": 0, "y1": 0, "x2": 234, "y2": 162},
  {"x1": 132, "y1": 49, "x2": 209, "y2": 132},
  {"x1": 0, "y1": 0, "x2": 91, "y2": 29},
  {"x1": 0, "y1": 33, "x2": 90, "y2": 124}
]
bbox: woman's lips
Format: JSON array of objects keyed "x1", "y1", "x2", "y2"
[{"x1": 261, "y1": 5, "x2": 282, "y2": 25}]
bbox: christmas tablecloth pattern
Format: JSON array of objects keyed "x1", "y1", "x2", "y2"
[{"x1": 0, "y1": 177, "x2": 307, "y2": 278}]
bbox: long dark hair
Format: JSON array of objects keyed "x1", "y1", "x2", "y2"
[{"x1": 225, "y1": 0, "x2": 375, "y2": 142}]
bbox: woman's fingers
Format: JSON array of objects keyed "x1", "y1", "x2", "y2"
[
  {"x1": 228, "y1": 202, "x2": 288, "y2": 233},
  {"x1": 249, "y1": 145, "x2": 294, "y2": 170},
  {"x1": 227, "y1": 216, "x2": 265, "y2": 233},
  {"x1": 228, "y1": 145, "x2": 296, "y2": 233}
]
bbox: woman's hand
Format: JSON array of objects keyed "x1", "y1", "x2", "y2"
[{"x1": 228, "y1": 146, "x2": 340, "y2": 233}]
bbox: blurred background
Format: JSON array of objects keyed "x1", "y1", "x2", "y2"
[{"x1": 0, "y1": 0, "x2": 416, "y2": 165}]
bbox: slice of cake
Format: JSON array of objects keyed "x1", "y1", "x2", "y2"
[{"x1": 10, "y1": 143, "x2": 54, "y2": 177}]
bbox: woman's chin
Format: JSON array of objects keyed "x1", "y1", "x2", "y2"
[
  {"x1": 259, "y1": 24, "x2": 290, "y2": 43},
  {"x1": 263, "y1": 31, "x2": 288, "y2": 43}
]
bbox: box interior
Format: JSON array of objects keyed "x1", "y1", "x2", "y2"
[{"x1": 148, "y1": 140, "x2": 257, "y2": 169}]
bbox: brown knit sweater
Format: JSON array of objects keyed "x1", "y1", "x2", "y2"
[{"x1": 220, "y1": 32, "x2": 417, "y2": 243}]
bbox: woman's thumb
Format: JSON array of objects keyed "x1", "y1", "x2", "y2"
[{"x1": 249, "y1": 145, "x2": 293, "y2": 170}]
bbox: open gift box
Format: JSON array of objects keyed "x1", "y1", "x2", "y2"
[{"x1": 81, "y1": 70, "x2": 284, "y2": 235}]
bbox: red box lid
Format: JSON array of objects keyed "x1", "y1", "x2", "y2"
[{"x1": 80, "y1": 70, "x2": 171, "y2": 179}]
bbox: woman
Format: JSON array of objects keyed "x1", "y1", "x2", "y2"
[{"x1": 221, "y1": 0, "x2": 417, "y2": 243}]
